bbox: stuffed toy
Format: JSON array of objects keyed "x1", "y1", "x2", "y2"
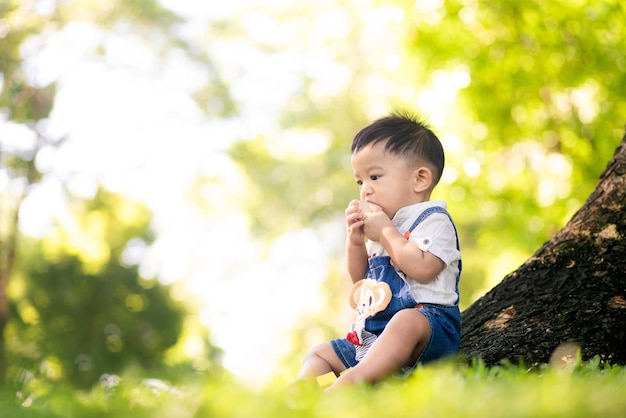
[{"x1": 346, "y1": 279, "x2": 392, "y2": 360}]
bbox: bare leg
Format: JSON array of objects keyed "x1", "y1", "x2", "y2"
[
  {"x1": 331, "y1": 308, "x2": 430, "y2": 387},
  {"x1": 296, "y1": 341, "x2": 347, "y2": 380}
]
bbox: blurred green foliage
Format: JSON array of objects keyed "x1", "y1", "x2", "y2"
[
  {"x1": 401, "y1": 0, "x2": 626, "y2": 303},
  {"x1": 0, "y1": 358, "x2": 624, "y2": 417},
  {"x1": 0, "y1": 0, "x2": 226, "y2": 388},
  {"x1": 6, "y1": 190, "x2": 191, "y2": 388}
]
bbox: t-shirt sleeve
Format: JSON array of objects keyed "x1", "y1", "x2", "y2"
[{"x1": 409, "y1": 213, "x2": 460, "y2": 266}]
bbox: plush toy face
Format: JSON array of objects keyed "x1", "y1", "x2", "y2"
[{"x1": 349, "y1": 279, "x2": 392, "y2": 322}]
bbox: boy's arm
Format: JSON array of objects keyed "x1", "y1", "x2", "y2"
[
  {"x1": 346, "y1": 240, "x2": 368, "y2": 283},
  {"x1": 345, "y1": 200, "x2": 368, "y2": 283},
  {"x1": 378, "y1": 225, "x2": 445, "y2": 284}
]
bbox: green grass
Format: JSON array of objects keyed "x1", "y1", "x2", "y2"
[{"x1": 1, "y1": 358, "x2": 625, "y2": 417}]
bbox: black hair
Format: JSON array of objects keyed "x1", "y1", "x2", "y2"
[{"x1": 351, "y1": 111, "x2": 445, "y2": 185}]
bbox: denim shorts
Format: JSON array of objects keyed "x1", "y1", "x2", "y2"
[{"x1": 330, "y1": 303, "x2": 461, "y2": 370}]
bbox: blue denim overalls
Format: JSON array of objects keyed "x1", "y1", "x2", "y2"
[{"x1": 331, "y1": 206, "x2": 462, "y2": 369}]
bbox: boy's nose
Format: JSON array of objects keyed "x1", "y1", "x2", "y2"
[{"x1": 360, "y1": 186, "x2": 372, "y2": 200}]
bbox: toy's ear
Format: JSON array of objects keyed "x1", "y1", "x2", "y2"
[
  {"x1": 349, "y1": 281, "x2": 365, "y2": 310},
  {"x1": 373, "y1": 283, "x2": 392, "y2": 314}
]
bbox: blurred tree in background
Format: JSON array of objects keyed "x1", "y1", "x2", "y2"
[
  {"x1": 0, "y1": 0, "x2": 226, "y2": 387},
  {"x1": 399, "y1": 0, "x2": 626, "y2": 301},
  {"x1": 8, "y1": 189, "x2": 188, "y2": 388}
]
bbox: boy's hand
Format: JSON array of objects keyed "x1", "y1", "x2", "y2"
[
  {"x1": 345, "y1": 200, "x2": 365, "y2": 246},
  {"x1": 362, "y1": 204, "x2": 392, "y2": 242}
]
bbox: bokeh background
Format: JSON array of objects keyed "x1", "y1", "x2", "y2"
[{"x1": 1, "y1": 0, "x2": 624, "y2": 388}]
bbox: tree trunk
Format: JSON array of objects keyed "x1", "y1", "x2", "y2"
[
  {"x1": 0, "y1": 194, "x2": 19, "y2": 385},
  {"x1": 460, "y1": 131, "x2": 626, "y2": 367}
]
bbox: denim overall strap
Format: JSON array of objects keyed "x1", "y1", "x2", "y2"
[{"x1": 406, "y1": 206, "x2": 462, "y2": 305}]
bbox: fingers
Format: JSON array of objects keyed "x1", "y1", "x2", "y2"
[
  {"x1": 345, "y1": 200, "x2": 363, "y2": 226},
  {"x1": 348, "y1": 219, "x2": 364, "y2": 232},
  {"x1": 345, "y1": 199, "x2": 360, "y2": 215},
  {"x1": 345, "y1": 200, "x2": 365, "y2": 244}
]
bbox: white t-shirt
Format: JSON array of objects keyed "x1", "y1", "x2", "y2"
[{"x1": 365, "y1": 200, "x2": 461, "y2": 306}]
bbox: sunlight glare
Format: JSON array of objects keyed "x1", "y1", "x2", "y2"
[
  {"x1": 191, "y1": 227, "x2": 330, "y2": 386},
  {"x1": 416, "y1": 67, "x2": 470, "y2": 127},
  {"x1": 266, "y1": 129, "x2": 331, "y2": 159},
  {"x1": 21, "y1": 21, "x2": 101, "y2": 87},
  {"x1": 463, "y1": 157, "x2": 481, "y2": 178},
  {"x1": 18, "y1": 180, "x2": 67, "y2": 237},
  {"x1": 0, "y1": 121, "x2": 37, "y2": 155}
]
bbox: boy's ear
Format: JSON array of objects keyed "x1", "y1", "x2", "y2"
[{"x1": 413, "y1": 167, "x2": 434, "y2": 192}]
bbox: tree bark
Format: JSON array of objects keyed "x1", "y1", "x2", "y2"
[{"x1": 460, "y1": 131, "x2": 626, "y2": 367}]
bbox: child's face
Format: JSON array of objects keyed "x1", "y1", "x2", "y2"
[{"x1": 351, "y1": 141, "x2": 424, "y2": 219}]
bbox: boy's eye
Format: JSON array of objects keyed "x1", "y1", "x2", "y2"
[{"x1": 355, "y1": 176, "x2": 379, "y2": 186}]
